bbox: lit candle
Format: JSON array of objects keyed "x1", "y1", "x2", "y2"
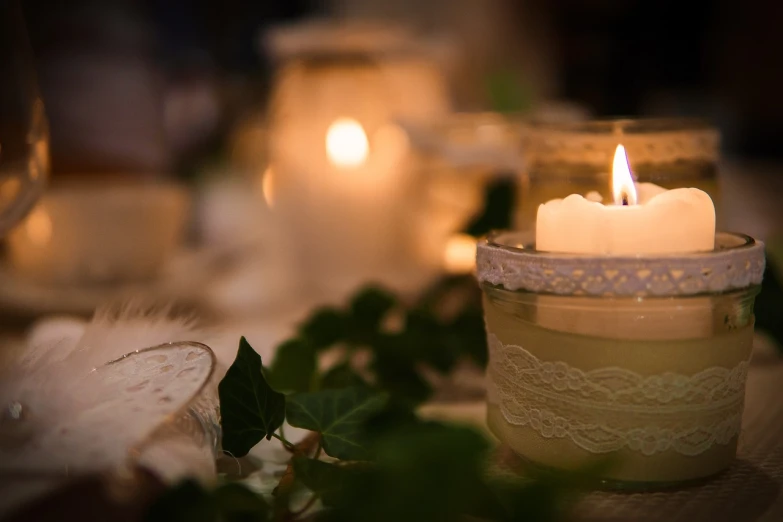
[
  {"x1": 535, "y1": 144, "x2": 716, "y2": 340},
  {"x1": 266, "y1": 22, "x2": 450, "y2": 297},
  {"x1": 536, "y1": 145, "x2": 716, "y2": 255},
  {"x1": 481, "y1": 145, "x2": 745, "y2": 486}
]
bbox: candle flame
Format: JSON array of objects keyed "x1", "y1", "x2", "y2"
[
  {"x1": 612, "y1": 144, "x2": 637, "y2": 206},
  {"x1": 326, "y1": 118, "x2": 369, "y2": 168}
]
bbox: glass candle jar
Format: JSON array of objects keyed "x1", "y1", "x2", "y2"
[
  {"x1": 0, "y1": 0, "x2": 48, "y2": 237},
  {"x1": 407, "y1": 112, "x2": 525, "y2": 275},
  {"x1": 265, "y1": 21, "x2": 449, "y2": 297},
  {"x1": 515, "y1": 119, "x2": 720, "y2": 231},
  {"x1": 476, "y1": 231, "x2": 765, "y2": 489}
]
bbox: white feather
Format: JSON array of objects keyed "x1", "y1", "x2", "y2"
[{"x1": 0, "y1": 298, "x2": 234, "y2": 515}]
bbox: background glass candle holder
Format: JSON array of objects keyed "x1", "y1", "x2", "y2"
[
  {"x1": 0, "y1": 0, "x2": 49, "y2": 237},
  {"x1": 265, "y1": 21, "x2": 449, "y2": 297},
  {"x1": 406, "y1": 112, "x2": 525, "y2": 275},
  {"x1": 405, "y1": 105, "x2": 593, "y2": 275},
  {"x1": 476, "y1": 231, "x2": 765, "y2": 490},
  {"x1": 514, "y1": 118, "x2": 720, "y2": 231}
]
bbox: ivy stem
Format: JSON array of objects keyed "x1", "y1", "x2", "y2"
[{"x1": 271, "y1": 432, "x2": 296, "y2": 452}]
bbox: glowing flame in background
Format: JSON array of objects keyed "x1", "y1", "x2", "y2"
[{"x1": 325, "y1": 118, "x2": 370, "y2": 168}]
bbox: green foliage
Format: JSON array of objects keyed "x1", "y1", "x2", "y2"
[
  {"x1": 286, "y1": 387, "x2": 388, "y2": 460},
  {"x1": 213, "y1": 483, "x2": 271, "y2": 522},
  {"x1": 298, "y1": 420, "x2": 568, "y2": 522},
  {"x1": 348, "y1": 286, "x2": 397, "y2": 336},
  {"x1": 146, "y1": 480, "x2": 268, "y2": 522},
  {"x1": 346, "y1": 422, "x2": 491, "y2": 522},
  {"x1": 464, "y1": 178, "x2": 517, "y2": 237},
  {"x1": 754, "y1": 260, "x2": 783, "y2": 350},
  {"x1": 263, "y1": 274, "x2": 487, "y2": 402},
  {"x1": 151, "y1": 278, "x2": 585, "y2": 522},
  {"x1": 218, "y1": 337, "x2": 286, "y2": 457},
  {"x1": 486, "y1": 70, "x2": 533, "y2": 114},
  {"x1": 146, "y1": 480, "x2": 215, "y2": 522},
  {"x1": 447, "y1": 308, "x2": 490, "y2": 368},
  {"x1": 319, "y1": 362, "x2": 366, "y2": 389},
  {"x1": 267, "y1": 339, "x2": 317, "y2": 393},
  {"x1": 370, "y1": 334, "x2": 434, "y2": 404},
  {"x1": 291, "y1": 457, "x2": 359, "y2": 507},
  {"x1": 298, "y1": 307, "x2": 347, "y2": 349}
]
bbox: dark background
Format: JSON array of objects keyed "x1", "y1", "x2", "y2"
[{"x1": 19, "y1": 0, "x2": 783, "y2": 173}]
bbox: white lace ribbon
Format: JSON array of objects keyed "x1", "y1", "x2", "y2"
[
  {"x1": 487, "y1": 334, "x2": 748, "y2": 456},
  {"x1": 476, "y1": 232, "x2": 765, "y2": 298}
]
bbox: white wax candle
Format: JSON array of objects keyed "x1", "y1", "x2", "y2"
[
  {"x1": 534, "y1": 145, "x2": 715, "y2": 340},
  {"x1": 536, "y1": 146, "x2": 716, "y2": 255}
]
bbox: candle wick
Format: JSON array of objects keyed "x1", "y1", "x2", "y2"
[{"x1": 622, "y1": 193, "x2": 629, "y2": 206}]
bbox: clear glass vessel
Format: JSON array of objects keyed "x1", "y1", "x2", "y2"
[
  {"x1": 408, "y1": 112, "x2": 524, "y2": 273},
  {"x1": 515, "y1": 118, "x2": 720, "y2": 231},
  {"x1": 477, "y1": 231, "x2": 764, "y2": 489},
  {"x1": 0, "y1": 341, "x2": 220, "y2": 515},
  {"x1": 0, "y1": 0, "x2": 48, "y2": 236}
]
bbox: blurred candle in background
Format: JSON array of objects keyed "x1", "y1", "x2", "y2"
[
  {"x1": 443, "y1": 233, "x2": 477, "y2": 274},
  {"x1": 265, "y1": 21, "x2": 450, "y2": 298}
]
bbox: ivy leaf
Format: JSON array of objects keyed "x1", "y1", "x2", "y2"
[
  {"x1": 371, "y1": 422, "x2": 490, "y2": 520},
  {"x1": 286, "y1": 387, "x2": 388, "y2": 460},
  {"x1": 299, "y1": 307, "x2": 346, "y2": 348},
  {"x1": 754, "y1": 260, "x2": 783, "y2": 350},
  {"x1": 292, "y1": 457, "x2": 363, "y2": 507},
  {"x1": 446, "y1": 309, "x2": 489, "y2": 368},
  {"x1": 268, "y1": 338, "x2": 317, "y2": 393},
  {"x1": 360, "y1": 402, "x2": 420, "y2": 439},
  {"x1": 219, "y1": 337, "x2": 286, "y2": 457},
  {"x1": 372, "y1": 358, "x2": 432, "y2": 405},
  {"x1": 349, "y1": 286, "x2": 397, "y2": 333},
  {"x1": 145, "y1": 479, "x2": 215, "y2": 522},
  {"x1": 403, "y1": 309, "x2": 457, "y2": 373},
  {"x1": 146, "y1": 480, "x2": 270, "y2": 522},
  {"x1": 320, "y1": 361, "x2": 367, "y2": 389},
  {"x1": 463, "y1": 178, "x2": 516, "y2": 237},
  {"x1": 371, "y1": 335, "x2": 433, "y2": 405},
  {"x1": 213, "y1": 483, "x2": 270, "y2": 522},
  {"x1": 321, "y1": 422, "x2": 491, "y2": 522}
]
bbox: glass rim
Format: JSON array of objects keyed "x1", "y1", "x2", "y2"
[
  {"x1": 485, "y1": 230, "x2": 757, "y2": 260},
  {"x1": 522, "y1": 117, "x2": 717, "y2": 136},
  {"x1": 0, "y1": 341, "x2": 218, "y2": 479}
]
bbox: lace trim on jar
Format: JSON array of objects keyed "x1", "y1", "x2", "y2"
[
  {"x1": 487, "y1": 334, "x2": 747, "y2": 456},
  {"x1": 477, "y1": 231, "x2": 765, "y2": 298}
]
